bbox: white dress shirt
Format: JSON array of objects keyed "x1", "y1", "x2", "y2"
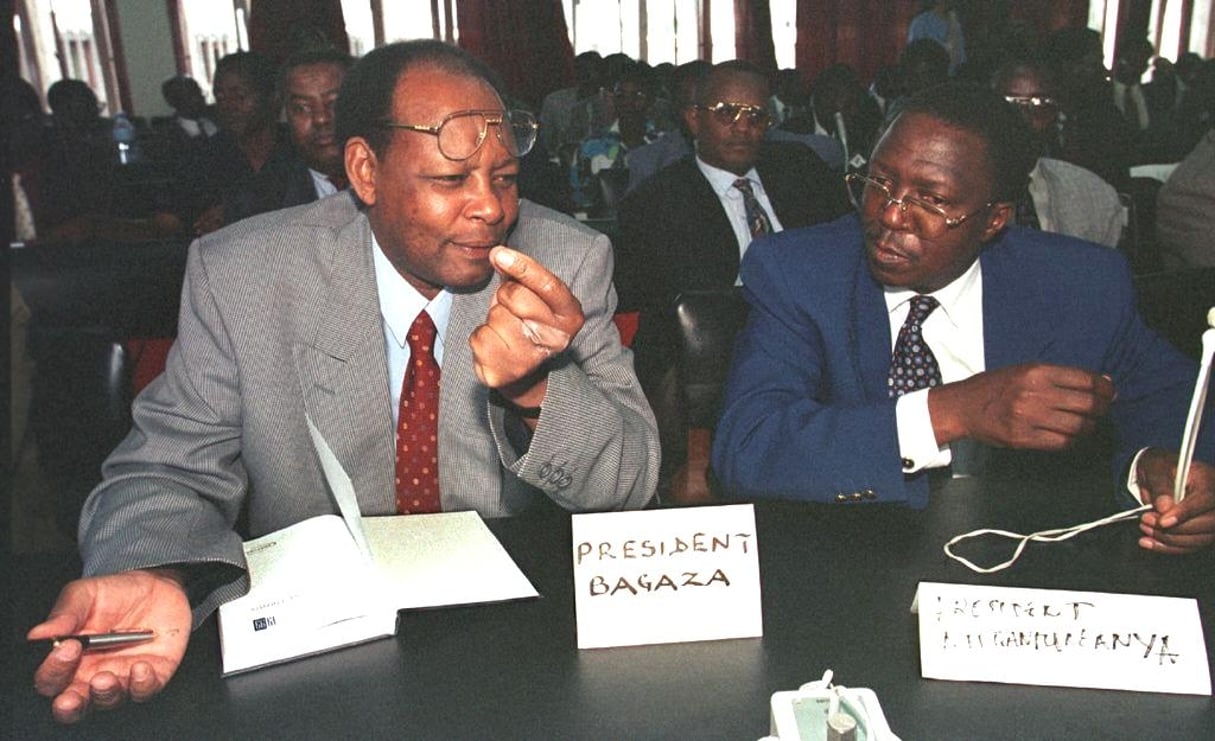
[
  {"x1": 695, "y1": 157, "x2": 784, "y2": 283},
  {"x1": 309, "y1": 169, "x2": 340, "y2": 200},
  {"x1": 888, "y1": 260, "x2": 984, "y2": 472},
  {"x1": 372, "y1": 234, "x2": 453, "y2": 427}
]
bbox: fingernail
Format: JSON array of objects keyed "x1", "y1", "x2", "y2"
[
  {"x1": 1138, "y1": 537, "x2": 1154, "y2": 550},
  {"x1": 495, "y1": 248, "x2": 516, "y2": 267},
  {"x1": 1161, "y1": 515, "x2": 1178, "y2": 528}
]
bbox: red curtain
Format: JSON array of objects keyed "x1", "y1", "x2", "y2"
[
  {"x1": 795, "y1": 0, "x2": 1094, "y2": 87},
  {"x1": 734, "y1": 0, "x2": 776, "y2": 70},
  {"x1": 456, "y1": 0, "x2": 574, "y2": 110},
  {"x1": 795, "y1": 1, "x2": 920, "y2": 86}
]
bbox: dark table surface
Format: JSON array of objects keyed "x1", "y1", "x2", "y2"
[{"x1": 8, "y1": 473, "x2": 1215, "y2": 740}]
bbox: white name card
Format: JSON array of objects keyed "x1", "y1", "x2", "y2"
[
  {"x1": 914, "y1": 581, "x2": 1211, "y2": 696},
  {"x1": 571, "y1": 504, "x2": 762, "y2": 649}
]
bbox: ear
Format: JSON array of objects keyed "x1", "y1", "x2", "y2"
[
  {"x1": 346, "y1": 136, "x2": 379, "y2": 206},
  {"x1": 683, "y1": 106, "x2": 701, "y2": 141},
  {"x1": 981, "y1": 202, "x2": 1013, "y2": 241}
]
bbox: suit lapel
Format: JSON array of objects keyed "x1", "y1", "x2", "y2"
[
  {"x1": 294, "y1": 213, "x2": 396, "y2": 514},
  {"x1": 681, "y1": 161, "x2": 743, "y2": 283},
  {"x1": 851, "y1": 248, "x2": 894, "y2": 400},
  {"x1": 980, "y1": 235, "x2": 1046, "y2": 370}
]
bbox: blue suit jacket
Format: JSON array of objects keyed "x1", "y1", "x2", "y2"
[{"x1": 712, "y1": 215, "x2": 1213, "y2": 508}]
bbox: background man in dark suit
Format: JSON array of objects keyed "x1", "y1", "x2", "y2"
[
  {"x1": 713, "y1": 84, "x2": 1214, "y2": 554},
  {"x1": 615, "y1": 60, "x2": 849, "y2": 487},
  {"x1": 616, "y1": 60, "x2": 849, "y2": 320}
]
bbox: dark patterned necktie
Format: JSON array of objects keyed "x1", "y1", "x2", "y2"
[
  {"x1": 888, "y1": 295, "x2": 942, "y2": 397},
  {"x1": 734, "y1": 177, "x2": 772, "y2": 239},
  {"x1": 395, "y1": 311, "x2": 441, "y2": 514},
  {"x1": 1016, "y1": 188, "x2": 1040, "y2": 230},
  {"x1": 327, "y1": 173, "x2": 349, "y2": 190}
]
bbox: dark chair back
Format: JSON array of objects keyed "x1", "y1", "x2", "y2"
[
  {"x1": 674, "y1": 288, "x2": 750, "y2": 428},
  {"x1": 14, "y1": 237, "x2": 189, "y2": 537},
  {"x1": 29, "y1": 328, "x2": 133, "y2": 537},
  {"x1": 1134, "y1": 267, "x2": 1215, "y2": 361},
  {"x1": 664, "y1": 288, "x2": 749, "y2": 504}
]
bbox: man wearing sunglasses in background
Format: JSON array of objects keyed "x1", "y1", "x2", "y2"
[
  {"x1": 713, "y1": 83, "x2": 1214, "y2": 552},
  {"x1": 990, "y1": 59, "x2": 1125, "y2": 249},
  {"x1": 616, "y1": 60, "x2": 849, "y2": 490},
  {"x1": 29, "y1": 40, "x2": 659, "y2": 724}
]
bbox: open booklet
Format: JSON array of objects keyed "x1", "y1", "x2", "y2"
[{"x1": 217, "y1": 417, "x2": 540, "y2": 676}]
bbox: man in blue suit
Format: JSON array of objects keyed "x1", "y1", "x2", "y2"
[{"x1": 713, "y1": 83, "x2": 1215, "y2": 555}]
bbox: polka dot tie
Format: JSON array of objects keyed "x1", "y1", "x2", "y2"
[
  {"x1": 734, "y1": 177, "x2": 772, "y2": 239},
  {"x1": 888, "y1": 295, "x2": 942, "y2": 398},
  {"x1": 395, "y1": 311, "x2": 441, "y2": 514}
]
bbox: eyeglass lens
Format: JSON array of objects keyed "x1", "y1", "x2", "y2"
[
  {"x1": 848, "y1": 175, "x2": 948, "y2": 231},
  {"x1": 710, "y1": 103, "x2": 769, "y2": 127},
  {"x1": 437, "y1": 111, "x2": 536, "y2": 160}
]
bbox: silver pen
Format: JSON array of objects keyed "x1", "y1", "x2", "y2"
[{"x1": 35, "y1": 630, "x2": 156, "y2": 650}]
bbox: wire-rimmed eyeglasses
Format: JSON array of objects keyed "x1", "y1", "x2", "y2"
[
  {"x1": 845, "y1": 173, "x2": 994, "y2": 236},
  {"x1": 695, "y1": 101, "x2": 772, "y2": 129},
  {"x1": 1002, "y1": 95, "x2": 1058, "y2": 110},
  {"x1": 377, "y1": 109, "x2": 538, "y2": 161}
]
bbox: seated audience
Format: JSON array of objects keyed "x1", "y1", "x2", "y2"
[
  {"x1": 1111, "y1": 38, "x2": 1154, "y2": 135},
  {"x1": 1044, "y1": 28, "x2": 1135, "y2": 191},
  {"x1": 538, "y1": 50, "x2": 606, "y2": 160},
  {"x1": 161, "y1": 75, "x2": 217, "y2": 141},
  {"x1": 782, "y1": 63, "x2": 883, "y2": 172},
  {"x1": 885, "y1": 38, "x2": 952, "y2": 122},
  {"x1": 712, "y1": 84, "x2": 1214, "y2": 557},
  {"x1": 767, "y1": 68, "x2": 806, "y2": 127},
  {"x1": 34, "y1": 80, "x2": 181, "y2": 243},
  {"x1": 223, "y1": 47, "x2": 353, "y2": 225},
  {"x1": 1156, "y1": 125, "x2": 1215, "y2": 269},
  {"x1": 907, "y1": 0, "x2": 966, "y2": 74},
  {"x1": 29, "y1": 40, "x2": 658, "y2": 724},
  {"x1": 1166, "y1": 57, "x2": 1215, "y2": 163},
  {"x1": 568, "y1": 62, "x2": 675, "y2": 211},
  {"x1": 187, "y1": 51, "x2": 296, "y2": 234},
  {"x1": 625, "y1": 59, "x2": 711, "y2": 194},
  {"x1": 992, "y1": 60, "x2": 1125, "y2": 247}
]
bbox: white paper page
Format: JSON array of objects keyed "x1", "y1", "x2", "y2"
[
  {"x1": 915, "y1": 581, "x2": 1212, "y2": 696},
  {"x1": 305, "y1": 415, "x2": 372, "y2": 560},
  {"x1": 363, "y1": 511, "x2": 539, "y2": 609},
  {"x1": 571, "y1": 504, "x2": 763, "y2": 649},
  {"x1": 219, "y1": 515, "x2": 395, "y2": 675}
]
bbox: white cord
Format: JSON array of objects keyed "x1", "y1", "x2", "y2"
[{"x1": 943, "y1": 503, "x2": 1153, "y2": 573}]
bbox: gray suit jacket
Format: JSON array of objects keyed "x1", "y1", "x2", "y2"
[
  {"x1": 79, "y1": 195, "x2": 659, "y2": 621},
  {"x1": 1028, "y1": 157, "x2": 1126, "y2": 248}
]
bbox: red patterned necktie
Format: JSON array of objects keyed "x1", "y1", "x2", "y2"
[
  {"x1": 888, "y1": 295, "x2": 942, "y2": 397},
  {"x1": 395, "y1": 311, "x2": 441, "y2": 513}
]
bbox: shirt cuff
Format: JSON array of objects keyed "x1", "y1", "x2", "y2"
[
  {"x1": 1123, "y1": 447, "x2": 1151, "y2": 506},
  {"x1": 895, "y1": 389, "x2": 951, "y2": 473}
]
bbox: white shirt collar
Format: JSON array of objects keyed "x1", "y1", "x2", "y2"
[
  {"x1": 371, "y1": 233, "x2": 452, "y2": 351},
  {"x1": 695, "y1": 156, "x2": 763, "y2": 200},
  {"x1": 883, "y1": 257, "x2": 982, "y2": 330}
]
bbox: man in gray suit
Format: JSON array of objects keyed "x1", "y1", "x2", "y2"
[{"x1": 30, "y1": 41, "x2": 658, "y2": 723}]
